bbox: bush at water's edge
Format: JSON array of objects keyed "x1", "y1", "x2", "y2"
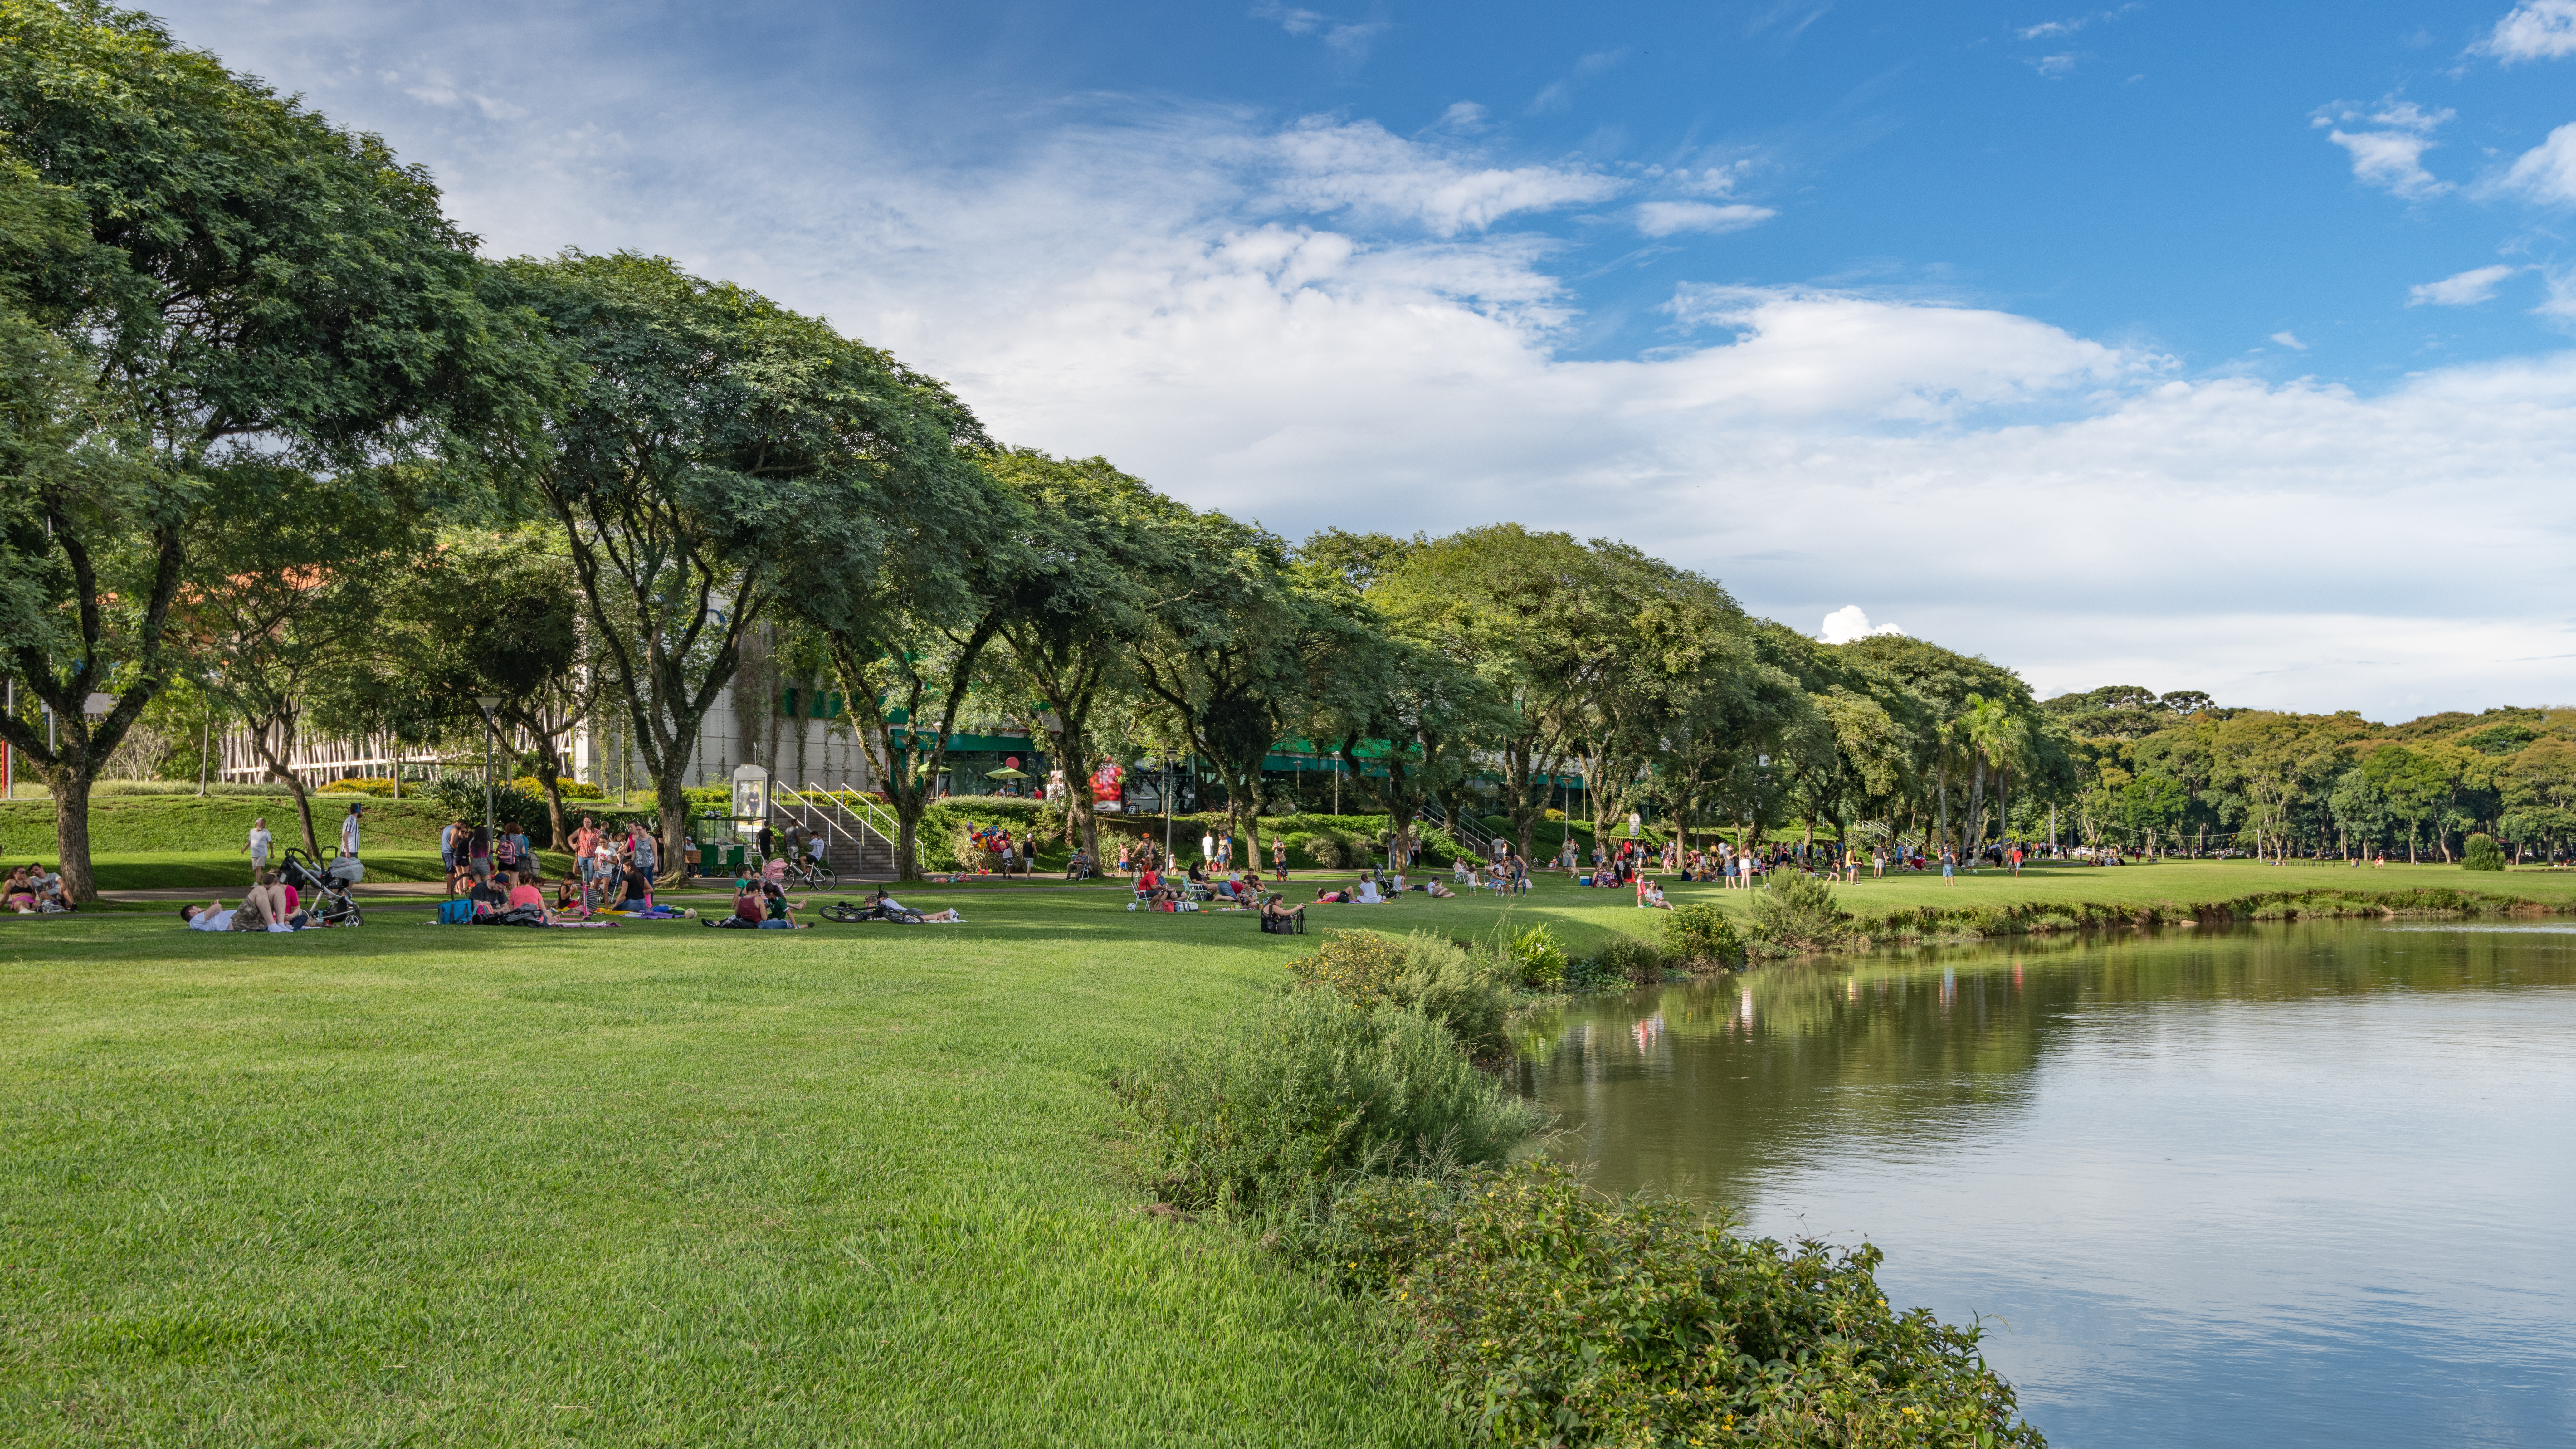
[
  {"x1": 1838, "y1": 886, "x2": 2565, "y2": 948},
  {"x1": 1114, "y1": 927, "x2": 2049, "y2": 1447}
]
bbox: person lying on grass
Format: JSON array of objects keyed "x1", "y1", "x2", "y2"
[
  {"x1": 861, "y1": 889, "x2": 963, "y2": 924},
  {"x1": 181, "y1": 881, "x2": 304, "y2": 932}
]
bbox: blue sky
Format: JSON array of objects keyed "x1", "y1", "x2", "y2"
[{"x1": 149, "y1": 0, "x2": 2576, "y2": 718}]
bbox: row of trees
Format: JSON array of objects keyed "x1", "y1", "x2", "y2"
[
  {"x1": 5, "y1": 2, "x2": 2099, "y2": 899},
  {"x1": 2054, "y1": 693, "x2": 2576, "y2": 864},
  {"x1": 17, "y1": 4, "x2": 2554, "y2": 900}
]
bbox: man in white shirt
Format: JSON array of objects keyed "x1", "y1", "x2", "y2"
[
  {"x1": 244, "y1": 817, "x2": 272, "y2": 881},
  {"x1": 339, "y1": 804, "x2": 363, "y2": 858},
  {"x1": 1200, "y1": 828, "x2": 1216, "y2": 865}
]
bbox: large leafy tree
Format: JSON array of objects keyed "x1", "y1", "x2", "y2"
[
  {"x1": 1561, "y1": 547, "x2": 1763, "y2": 856},
  {"x1": 1371, "y1": 525, "x2": 1636, "y2": 862},
  {"x1": 1837, "y1": 635, "x2": 2042, "y2": 859},
  {"x1": 335, "y1": 525, "x2": 598, "y2": 846},
  {"x1": 981, "y1": 450, "x2": 1180, "y2": 867},
  {"x1": 1295, "y1": 540, "x2": 1505, "y2": 869},
  {"x1": 2213, "y1": 712, "x2": 2372, "y2": 863},
  {"x1": 0, "y1": 1, "x2": 522, "y2": 900},
  {"x1": 490, "y1": 252, "x2": 993, "y2": 881},
  {"x1": 1133, "y1": 510, "x2": 1348, "y2": 871},
  {"x1": 181, "y1": 465, "x2": 431, "y2": 859}
]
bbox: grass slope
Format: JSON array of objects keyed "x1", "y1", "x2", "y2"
[
  {"x1": 1, "y1": 895, "x2": 1511, "y2": 1447},
  {"x1": 7, "y1": 862, "x2": 2567, "y2": 1443}
]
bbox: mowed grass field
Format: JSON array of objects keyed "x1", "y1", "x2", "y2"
[{"x1": 6, "y1": 858, "x2": 2568, "y2": 1446}]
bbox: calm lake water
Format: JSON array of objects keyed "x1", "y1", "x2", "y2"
[{"x1": 1515, "y1": 921, "x2": 2576, "y2": 1448}]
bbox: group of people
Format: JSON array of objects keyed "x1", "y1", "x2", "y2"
[
  {"x1": 1313, "y1": 869, "x2": 1458, "y2": 905},
  {"x1": 5, "y1": 863, "x2": 70, "y2": 914},
  {"x1": 1130, "y1": 857, "x2": 1271, "y2": 910},
  {"x1": 438, "y1": 814, "x2": 685, "y2": 923},
  {"x1": 1112, "y1": 835, "x2": 1295, "y2": 882},
  {"x1": 181, "y1": 872, "x2": 313, "y2": 932},
  {"x1": 1454, "y1": 854, "x2": 1531, "y2": 895}
]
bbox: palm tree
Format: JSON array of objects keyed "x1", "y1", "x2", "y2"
[{"x1": 1957, "y1": 694, "x2": 2027, "y2": 863}]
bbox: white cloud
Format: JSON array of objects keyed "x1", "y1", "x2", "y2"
[
  {"x1": 2541, "y1": 267, "x2": 2576, "y2": 326},
  {"x1": 1633, "y1": 201, "x2": 1777, "y2": 237},
  {"x1": 1820, "y1": 606, "x2": 1905, "y2": 644},
  {"x1": 2409, "y1": 264, "x2": 2520, "y2": 306},
  {"x1": 1428, "y1": 101, "x2": 1489, "y2": 134},
  {"x1": 1265, "y1": 118, "x2": 1625, "y2": 235},
  {"x1": 1253, "y1": 4, "x2": 1388, "y2": 59},
  {"x1": 135, "y1": 0, "x2": 2576, "y2": 722},
  {"x1": 2477, "y1": 0, "x2": 2576, "y2": 61},
  {"x1": 2315, "y1": 100, "x2": 2453, "y2": 199},
  {"x1": 2496, "y1": 122, "x2": 2576, "y2": 206},
  {"x1": 2030, "y1": 53, "x2": 2082, "y2": 77},
  {"x1": 2269, "y1": 331, "x2": 2308, "y2": 349},
  {"x1": 2016, "y1": 5, "x2": 2139, "y2": 41}
]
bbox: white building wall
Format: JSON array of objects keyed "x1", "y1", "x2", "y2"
[{"x1": 572, "y1": 683, "x2": 875, "y2": 793}]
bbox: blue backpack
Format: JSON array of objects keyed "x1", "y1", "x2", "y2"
[{"x1": 435, "y1": 899, "x2": 476, "y2": 925}]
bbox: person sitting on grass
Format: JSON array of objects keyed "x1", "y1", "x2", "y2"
[
  {"x1": 705, "y1": 879, "x2": 806, "y2": 929},
  {"x1": 1639, "y1": 881, "x2": 1671, "y2": 910},
  {"x1": 613, "y1": 859, "x2": 656, "y2": 912},
  {"x1": 1354, "y1": 877, "x2": 1386, "y2": 905},
  {"x1": 754, "y1": 864, "x2": 810, "y2": 927},
  {"x1": 504, "y1": 870, "x2": 547, "y2": 914},
  {"x1": 4, "y1": 867, "x2": 35, "y2": 913},
  {"x1": 1259, "y1": 895, "x2": 1307, "y2": 928},
  {"x1": 181, "y1": 880, "x2": 302, "y2": 932}
]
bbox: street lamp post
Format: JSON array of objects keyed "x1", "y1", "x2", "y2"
[{"x1": 474, "y1": 695, "x2": 501, "y2": 874}]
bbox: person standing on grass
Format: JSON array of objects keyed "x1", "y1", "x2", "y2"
[
  {"x1": 1273, "y1": 837, "x2": 1288, "y2": 881},
  {"x1": 339, "y1": 803, "x2": 363, "y2": 859},
  {"x1": 1941, "y1": 848, "x2": 1956, "y2": 884},
  {"x1": 1200, "y1": 826, "x2": 1216, "y2": 866},
  {"x1": 244, "y1": 817, "x2": 273, "y2": 882},
  {"x1": 571, "y1": 817, "x2": 603, "y2": 901},
  {"x1": 439, "y1": 818, "x2": 461, "y2": 877}
]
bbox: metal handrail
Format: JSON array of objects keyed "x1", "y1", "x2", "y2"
[
  {"x1": 775, "y1": 782, "x2": 899, "y2": 865},
  {"x1": 1419, "y1": 799, "x2": 1500, "y2": 859}
]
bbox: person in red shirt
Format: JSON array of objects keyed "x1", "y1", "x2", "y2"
[{"x1": 570, "y1": 817, "x2": 604, "y2": 904}]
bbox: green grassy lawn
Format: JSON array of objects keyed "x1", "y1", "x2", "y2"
[
  {"x1": 4, "y1": 891, "x2": 1557, "y2": 1447},
  {"x1": 8, "y1": 861, "x2": 2567, "y2": 1445},
  {"x1": 66, "y1": 852, "x2": 508, "y2": 891}
]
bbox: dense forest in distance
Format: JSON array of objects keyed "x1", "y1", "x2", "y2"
[{"x1": 2039, "y1": 685, "x2": 2574, "y2": 863}]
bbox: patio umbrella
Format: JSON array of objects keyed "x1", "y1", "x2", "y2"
[{"x1": 985, "y1": 766, "x2": 1029, "y2": 779}]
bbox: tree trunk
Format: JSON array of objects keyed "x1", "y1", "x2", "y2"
[
  {"x1": 655, "y1": 773, "x2": 690, "y2": 886},
  {"x1": 48, "y1": 768, "x2": 97, "y2": 904},
  {"x1": 246, "y1": 715, "x2": 322, "y2": 860},
  {"x1": 894, "y1": 792, "x2": 927, "y2": 881},
  {"x1": 534, "y1": 753, "x2": 570, "y2": 851},
  {"x1": 1936, "y1": 758, "x2": 1950, "y2": 859},
  {"x1": 285, "y1": 772, "x2": 319, "y2": 862}
]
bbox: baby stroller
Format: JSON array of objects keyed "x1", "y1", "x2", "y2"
[{"x1": 279, "y1": 848, "x2": 365, "y2": 927}]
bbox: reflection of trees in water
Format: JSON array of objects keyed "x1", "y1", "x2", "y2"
[{"x1": 1518, "y1": 921, "x2": 2576, "y2": 1205}]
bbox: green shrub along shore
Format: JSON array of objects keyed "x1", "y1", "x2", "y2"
[{"x1": 1116, "y1": 928, "x2": 2048, "y2": 1448}]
